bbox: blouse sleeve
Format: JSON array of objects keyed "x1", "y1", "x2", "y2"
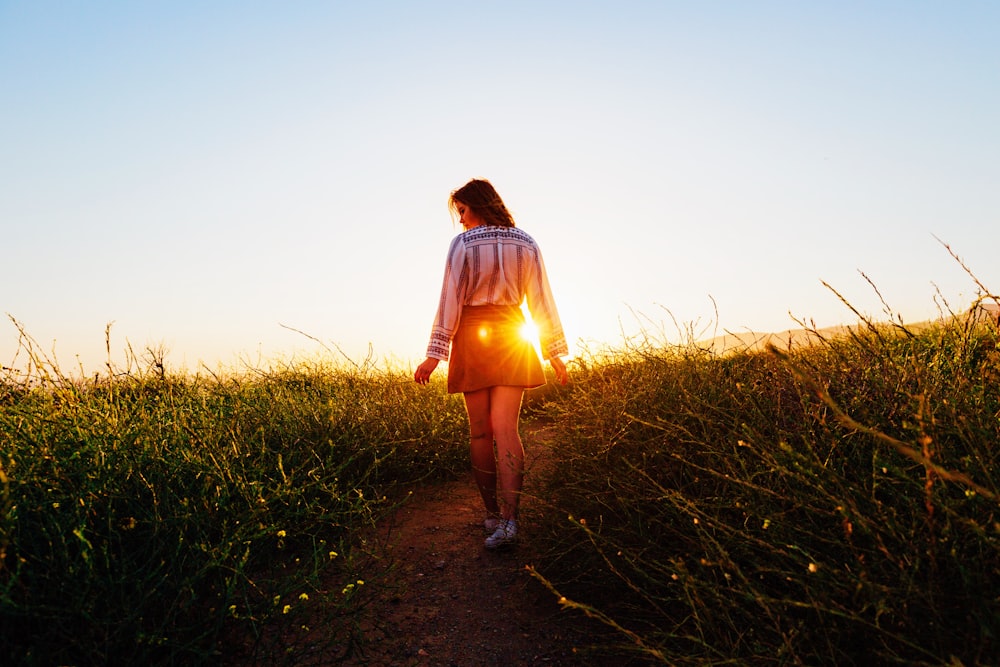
[
  {"x1": 525, "y1": 243, "x2": 569, "y2": 360},
  {"x1": 425, "y1": 235, "x2": 467, "y2": 361}
]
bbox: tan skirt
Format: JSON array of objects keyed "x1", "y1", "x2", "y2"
[{"x1": 447, "y1": 305, "x2": 546, "y2": 394}]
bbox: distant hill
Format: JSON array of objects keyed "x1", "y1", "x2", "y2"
[
  {"x1": 701, "y1": 300, "x2": 999, "y2": 356},
  {"x1": 700, "y1": 323, "x2": 881, "y2": 355}
]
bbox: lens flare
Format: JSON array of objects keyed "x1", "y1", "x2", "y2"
[
  {"x1": 520, "y1": 320, "x2": 539, "y2": 344},
  {"x1": 520, "y1": 317, "x2": 543, "y2": 358}
]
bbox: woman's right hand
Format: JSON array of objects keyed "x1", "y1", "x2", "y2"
[{"x1": 414, "y1": 357, "x2": 440, "y2": 385}]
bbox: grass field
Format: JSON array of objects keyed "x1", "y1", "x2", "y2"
[
  {"x1": 2, "y1": 290, "x2": 999, "y2": 665},
  {"x1": 527, "y1": 299, "x2": 1000, "y2": 665}
]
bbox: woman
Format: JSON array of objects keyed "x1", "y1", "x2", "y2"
[{"x1": 414, "y1": 178, "x2": 569, "y2": 549}]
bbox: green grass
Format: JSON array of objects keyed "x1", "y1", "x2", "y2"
[
  {"x1": 3, "y1": 283, "x2": 999, "y2": 665},
  {"x1": 0, "y1": 333, "x2": 468, "y2": 665},
  {"x1": 527, "y1": 306, "x2": 1000, "y2": 665}
]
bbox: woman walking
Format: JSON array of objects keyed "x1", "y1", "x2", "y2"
[{"x1": 414, "y1": 178, "x2": 569, "y2": 549}]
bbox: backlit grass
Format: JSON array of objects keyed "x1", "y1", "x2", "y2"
[
  {"x1": 0, "y1": 331, "x2": 468, "y2": 665},
  {"x1": 527, "y1": 294, "x2": 1000, "y2": 665},
  {"x1": 3, "y1": 270, "x2": 999, "y2": 665}
]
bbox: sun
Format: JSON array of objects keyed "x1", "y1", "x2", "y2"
[
  {"x1": 519, "y1": 302, "x2": 587, "y2": 360},
  {"x1": 520, "y1": 319, "x2": 540, "y2": 345},
  {"x1": 519, "y1": 308, "x2": 543, "y2": 358}
]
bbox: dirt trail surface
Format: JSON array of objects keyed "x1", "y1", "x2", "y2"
[{"x1": 337, "y1": 428, "x2": 603, "y2": 666}]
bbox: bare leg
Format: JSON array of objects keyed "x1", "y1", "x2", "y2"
[
  {"x1": 463, "y1": 388, "x2": 499, "y2": 517},
  {"x1": 488, "y1": 386, "x2": 525, "y2": 521}
]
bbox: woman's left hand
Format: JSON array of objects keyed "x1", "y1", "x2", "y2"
[
  {"x1": 414, "y1": 357, "x2": 440, "y2": 385},
  {"x1": 550, "y1": 357, "x2": 569, "y2": 385}
]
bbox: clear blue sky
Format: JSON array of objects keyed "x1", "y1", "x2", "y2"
[{"x1": 3, "y1": 1, "x2": 998, "y2": 375}]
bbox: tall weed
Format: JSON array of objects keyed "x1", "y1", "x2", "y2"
[
  {"x1": 0, "y1": 335, "x2": 467, "y2": 666},
  {"x1": 530, "y1": 310, "x2": 1000, "y2": 665}
]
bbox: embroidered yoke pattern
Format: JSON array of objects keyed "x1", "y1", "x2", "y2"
[{"x1": 426, "y1": 225, "x2": 568, "y2": 362}]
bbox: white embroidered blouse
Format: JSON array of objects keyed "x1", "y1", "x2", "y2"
[{"x1": 425, "y1": 225, "x2": 568, "y2": 362}]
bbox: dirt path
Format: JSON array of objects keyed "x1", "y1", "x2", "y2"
[{"x1": 337, "y1": 428, "x2": 602, "y2": 666}]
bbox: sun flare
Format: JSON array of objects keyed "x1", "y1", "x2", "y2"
[
  {"x1": 519, "y1": 310, "x2": 543, "y2": 359},
  {"x1": 519, "y1": 302, "x2": 584, "y2": 360},
  {"x1": 520, "y1": 319, "x2": 540, "y2": 345}
]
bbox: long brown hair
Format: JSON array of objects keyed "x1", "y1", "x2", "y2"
[{"x1": 449, "y1": 179, "x2": 516, "y2": 228}]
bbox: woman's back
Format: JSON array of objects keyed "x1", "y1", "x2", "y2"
[{"x1": 447, "y1": 225, "x2": 543, "y2": 307}]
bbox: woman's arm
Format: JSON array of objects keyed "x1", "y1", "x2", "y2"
[
  {"x1": 414, "y1": 357, "x2": 440, "y2": 385},
  {"x1": 549, "y1": 356, "x2": 568, "y2": 385}
]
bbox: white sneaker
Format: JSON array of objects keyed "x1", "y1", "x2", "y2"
[{"x1": 485, "y1": 519, "x2": 517, "y2": 549}]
